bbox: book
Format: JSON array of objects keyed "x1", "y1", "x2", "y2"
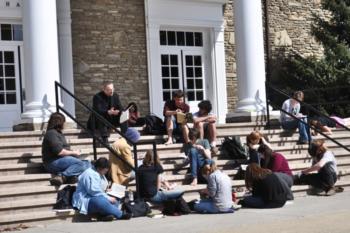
[
  {"x1": 119, "y1": 105, "x2": 133, "y2": 123},
  {"x1": 107, "y1": 183, "x2": 126, "y2": 199},
  {"x1": 176, "y1": 112, "x2": 193, "y2": 124}
]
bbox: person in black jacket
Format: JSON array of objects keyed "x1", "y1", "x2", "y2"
[
  {"x1": 240, "y1": 163, "x2": 290, "y2": 208},
  {"x1": 88, "y1": 81, "x2": 126, "y2": 144}
]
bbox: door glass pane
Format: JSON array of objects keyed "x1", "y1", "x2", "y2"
[
  {"x1": 5, "y1": 65, "x2": 15, "y2": 76},
  {"x1": 5, "y1": 78, "x2": 15, "y2": 90},
  {"x1": 186, "y1": 67, "x2": 193, "y2": 77},
  {"x1": 187, "y1": 79, "x2": 194, "y2": 89},
  {"x1": 163, "y1": 91, "x2": 171, "y2": 101},
  {"x1": 161, "y1": 55, "x2": 169, "y2": 65},
  {"x1": 4, "y1": 51, "x2": 14, "y2": 63},
  {"x1": 6, "y1": 93, "x2": 16, "y2": 104},
  {"x1": 185, "y1": 55, "x2": 193, "y2": 66},
  {"x1": 177, "y1": 31, "x2": 185, "y2": 46},
  {"x1": 160, "y1": 31, "x2": 167, "y2": 45},
  {"x1": 171, "y1": 79, "x2": 179, "y2": 89},
  {"x1": 167, "y1": 31, "x2": 176, "y2": 45},
  {"x1": 0, "y1": 78, "x2": 3, "y2": 90},
  {"x1": 194, "y1": 32, "x2": 203, "y2": 47},
  {"x1": 170, "y1": 55, "x2": 178, "y2": 65},
  {"x1": 0, "y1": 51, "x2": 3, "y2": 63},
  {"x1": 162, "y1": 79, "x2": 170, "y2": 89},
  {"x1": 196, "y1": 91, "x2": 203, "y2": 100},
  {"x1": 1, "y1": 24, "x2": 12, "y2": 40},
  {"x1": 195, "y1": 67, "x2": 202, "y2": 78},
  {"x1": 162, "y1": 67, "x2": 169, "y2": 77},
  {"x1": 186, "y1": 32, "x2": 194, "y2": 46},
  {"x1": 195, "y1": 79, "x2": 203, "y2": 89},
  {"x1": 12, "y1": 24, "x2": 23, "y2": 41},
  {"x1": 0, "y1": 66, "x2": 3, "y2": 77},
  {"x1": 187, "y1": 91, "x2": 195, "y2": 101},
  {"x1": 0, "y1": 93, "x2": 4, "y2": 104},
  {"x1": 170, "y1": 67, "x2": 178, "y2": 77},
  {"x1": 194, "y1": 56, "x2": 201, "y2": 66}
]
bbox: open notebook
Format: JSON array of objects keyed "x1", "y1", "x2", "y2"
[
  {"x1": 176, "y1": 112, "x2": 193, "y2": 124},
  {"x1": 119, "y1": 105, "x2": 133, "y2": 123},
  {"x1": 107, "y1": 183, "x2": 126, "y2": 199}
]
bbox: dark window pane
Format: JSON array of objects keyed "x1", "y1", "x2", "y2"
[
  {"x1": 170, "y1": 55, "x2": 178, "y2": 65},
  {"x1": 167, "y1": 31, "x2": 176, "y2": 45},
  {"x1": 195, "y1": 32, "x2": 203, "y2": 47},
  {"x1": 162, "y1": 67, "x2": 169, "y2": 77},
  {"x1": 0, "y1": 66, "x2": 3, "y2": 77},
  {"x1": 163, "y1": 91, "x2": 171, "y2": 101},
  {"x1": 161, "y1": 55, "x2": 169, "y2": 65},
  {"x1": 6, "y1": 93, "x2": 16, "y2": 104},
  {"x1": 171, "y1": 67, "x2": 178, "y2": 77},
  {"x1": 1, "y1": 24, "x2": 12, "y2": 40},
  {"x1": 160, "y1": 31, "x2": 167, "y2": 45},
  {"x1": 187, "y1": 79, "x2": 194, "y2": 89},
  {"x1": 185, "y1": 55, "x2": 193, "y2": 66},
  {"x1": 162, "y1": 79, "x2": 170, "y2": 89},
  {"x1": 0, "y1": 93, "x2": 4, "y2": 104},
  {"x1": 12, "y1": 24, "x2": 22, "y2": 41},
  {"x1": 5, "y1": 65, "x2": 14, "y2": 76},
  {"x1": 0, "y1": 51, "x2": 3, "y2": 63},
  {"x1": 171, "y1": 79, "x2": 179, "y2": 89},
  {"x1": 176, "y1": 31, "x2": 185, "y2": 46},
  {"x1": 195, "y1": 79, "x2": 203, "y2": 89},
  {"x1": 194, "y1": 56, "x2": 202, "y2": 66},
  {"x1": 187, "y1": 91, "x2": 195, "y2": 101},
  {"x1": 195, "y1": 67, "x2": 202, "y2": 77},
  {"x1": 4, "y1": 51, "x2": 14, "y2": 63},
  {"x1": 5, "y1": 78, "x2": 15, "y2": 90},
  {"x1": 186, "y1": 67, "x2": 193, "y2": 77},
  {"x1": 0, "y1": 79, "x2": 3, "y2": 90},
  {"x1": 196, "y1": 91, "x2": 203, "y2": 100},
  {"x1": 186, "y1": 32, "x2": 194, "y2": 46}
]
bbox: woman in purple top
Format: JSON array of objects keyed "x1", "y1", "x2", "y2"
[{"x1": 257, "y1": 144, "x2": 294, "y2": 199}]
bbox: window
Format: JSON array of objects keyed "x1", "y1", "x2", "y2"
[
  {"x1": 0, "y1": 24, "x2": 23, "y2": 41},
  {"x1": 0, "y1": 50, "x2": 16, "y2": 105},
  {"x1": 159, "y1": 30, "x2": 203, "y2": 47},
  {"x1": 161, "y1": 54, "x2": 180, "y2": 101}
]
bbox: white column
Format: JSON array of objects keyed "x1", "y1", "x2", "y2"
[
  {"x1": 234, "y1": 0, "x2": 266, "y2": 113},
  {"x1": 22, "y1": 0, "x2": 60, "y2": 121},
  {"x1": 57, "y1": 0, "x2": 75, "y2": 116}
]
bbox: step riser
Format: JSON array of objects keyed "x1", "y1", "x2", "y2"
[{"x1": 0, "y1": 193, "x2": 57, "y2": 203}]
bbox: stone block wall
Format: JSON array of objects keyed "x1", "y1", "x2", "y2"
[{"x1": 70, "y1": 0, "x2": 149, "y2": 122}]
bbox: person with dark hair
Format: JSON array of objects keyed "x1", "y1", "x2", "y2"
[
  {"x1": 72, "y1": 157, "x2": 131, "y2": 221},
  {"x1": 240, "y1": 163, "x2": 291, "y2": 208},
  {"x1": 280, "y1": 90, "x2": 311, "y2": 144},
  {"x1": 294, "y1": 139, "x2": 338, "y2": 196},
  {"x1": 126, "y1": 102, "x2": 145, "y2": 127},
  {"x1": 163, "y1": 90, "x2": 190, "y2": 145},
  {"x1": 188, "y1": 128, "x2": 212, "y2": 186},
  {"x1": 193, "y1": 100, "x2": 218, "y2": 155},
  {"x1": 137, "y1": 150, "x2": 184, "y2": 203},
  {"x1": 87, "y1": 81, "x2": 126, "y2": 144},
  {"x1": 192, "y1": 161, "x2": 234, "y2": 214},
  {"x1": 42, "y1": 112, "x2": 90, "y2": 186}
]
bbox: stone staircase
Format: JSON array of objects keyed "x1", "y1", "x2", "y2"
[{"x1": 1, "y1": 122, "x2": 350, "y2": 228}]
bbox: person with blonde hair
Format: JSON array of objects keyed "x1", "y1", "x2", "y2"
[
  {"x1": 240, "y1": 163, "x2": 290, "y2": 208},
  {"x1": 294, "y1": 139, "x2": 338, "y2": 195},
  {"x1": 192, "y1": 161, "x2": 234, "y2": 213}
]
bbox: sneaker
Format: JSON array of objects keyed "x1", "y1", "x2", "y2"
[
  {"x1": 232, "y1": 202, "x2": 242, "y2": 210},
  {"x1": 96, "y1": 214, "x2": 114, "y2": 222},
  {"x1": 49, "y1": 175, "x2": 64, "y2": 186},
  {"x1": 325, "y1": 187, "x2": 336, "y2": 196}
]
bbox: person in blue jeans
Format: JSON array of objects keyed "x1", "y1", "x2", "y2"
[
  {"x1": 137, "y1": 150, "x2": 184, "y2": 203},
  {"x1": 72, "y1": 157, "x2": 131, "y2": 221},
  {"x1": 42, "y1": 112, "x2": 90, "y2": 186},
  {"x1": 280, "y1": 91, "x2": 311, "y2": 144},
  {"x1": 188, "y1": 128, "x2": 212, "y2": 186},
  {"x1": 193, "y1": 161, "x2": 234, "y2": 214}
]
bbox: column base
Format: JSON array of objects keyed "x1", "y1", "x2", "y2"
[{"x1": 226, "y1": 110, "x2": 281, "y2": 127}]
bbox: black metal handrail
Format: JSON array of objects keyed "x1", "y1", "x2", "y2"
[
  {"x1": 54, "y1": 81, "x2": 158, "y2": 196},
  {"x1": 265, "y1": 83, "x2": 350, "y2": 152}
]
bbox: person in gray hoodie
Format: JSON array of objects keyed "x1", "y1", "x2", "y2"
[{"x1": 193, "y1": 161, "x2": 234, "y2": 213}]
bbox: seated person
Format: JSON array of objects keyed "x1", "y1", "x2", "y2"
[
  {"x1": 109, "y1": 128, "x2": 140, "y2": 186},
  {"x1": 72, "y1": 157, "x2": 131, "y2": 221},
  {"x1": 137, "y1": 150, "x2": 184, "y2": 203},
  {"x1": 42, "y1": 112, "x2": 90, "y2": 186},
  {"x1": 193, "y1": 100, "x2": 218, "y2": 155},
  {"x1": 192, "y1": 161, "x2": 234, "y2": 214},
  {"x1": 240, "y1": 163, "x2": 291, "y2": 208},
  {"x1": 310, "y1": 118, "x2": 333, "y2": 136},
  {"x1": 126, "y1": 102, "x2": 145, "y2": 127},
  {"x1": 163, "y1": 90, "x2": 190, "y2": 145},
  {"x1": 188, "y1": 128, "x2": 212, "y2": 186},
  {"x1": 280, "y1": 91, "x2": 311, "y2": 144},
  {"x1": 294, "y1": 139, "x2": 338, "y2": 196},
  {"x1": 246, "y1": 131, "x2": 272, "y2": 164},
  {"x1": 87, "y1": 81, "x2": 126, "y2": 144}
]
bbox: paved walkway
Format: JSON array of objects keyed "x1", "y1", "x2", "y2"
[{"x1": 15, "y1": 192, "x2": 350, "y2": 233}]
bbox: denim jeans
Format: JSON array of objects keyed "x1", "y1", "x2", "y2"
[
  {"x1": 150, "y1": 189, "x2": 184, "y2": 203},
  {"x1": 189, "y1": 147, "x2": 211, "y2": 178},
  {"x1": 194, "y1": 199, "x2": 234, "y2": 214},
  {"x1": 44, "y1": 156, "x2": 91, "y2": 177},
  {"x1": 281, "y1": 118, "x2": 311, "y2": 142},
  {"x1": 87, "y1": 195, "x2": 123, "y2": 219}
]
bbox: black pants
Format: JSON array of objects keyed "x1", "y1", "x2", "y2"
[{"x1": 297, "y1": 162, "x2": 337, "y2": 191}]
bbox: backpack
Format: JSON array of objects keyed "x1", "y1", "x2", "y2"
[
  {"x1": 122, "y1": 198, "x2": 151, "y2": 218},
  {"x1": 162, "y1": 196, "x2": 191, "y2": 216},
  {"x1": 221, "y1": 136, "x2": 248, "y2": 160},
  {"x1": 143, "y1": 114, "x2": 165, "y2": 135},
  {"x1": 53, "y1": 185, "x2": 76, "y2": 210}
]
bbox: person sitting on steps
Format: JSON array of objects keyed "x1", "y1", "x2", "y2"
[
  {"x1": 163, "y1": 90, "x2": 190, "y2": 145},
  {"x1": 42, "y1": 112, "x2": 91, "y2": 186}
]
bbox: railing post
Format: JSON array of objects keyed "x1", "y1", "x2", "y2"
[
  {"x1": 133, "y1": 144, "x2": 139, "y2": 198},
  {"x1": 91, "y1": 115, "x2": 97, "y2": 161},
  {"x1": 265, "y1": 81, "x2": 271, "y2": 129},
  {"x1": 55, "y1": 81, "x2": 59, "y2": 113}
]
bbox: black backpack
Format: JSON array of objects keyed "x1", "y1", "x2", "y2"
[
  {"x1": 53, "y1": 185, "x2": 76, "y2": 210},
  {"x1": 143, "y1": 114, "x2": 165, "y2": 135},
  {"x1": 221, "y1": 136, "x2": 248, "y2": 160},
  {"x1": 122, "y1": 199, "x2": 151, "y2": 218},
  {"x1": 162, "y1": 196, "x2": 191, "y2": 216}
]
